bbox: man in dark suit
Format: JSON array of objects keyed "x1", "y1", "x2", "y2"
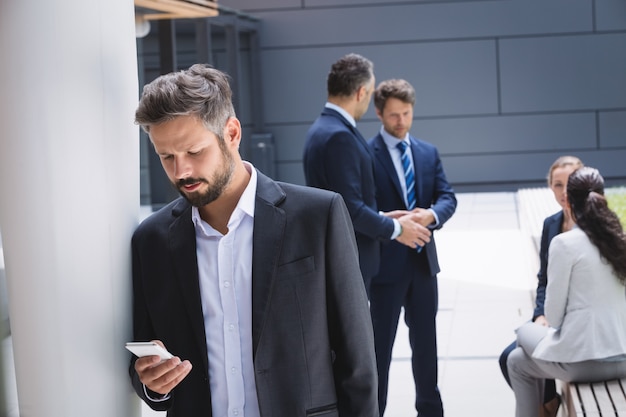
[
  {"x1": 368, "y1": 79, "x2": 457, "y2": 417},
  {"x1": 129, "y1": 64, "x2": 378, "y2": 417},
  {"x1": 303, "y1": 54, "x2": 431, "y2": 295}
]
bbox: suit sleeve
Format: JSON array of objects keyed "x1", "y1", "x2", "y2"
[
  {"x1": 428, "y1": 148, "x2": 457, "y2": 228},
  {"x1": 129, "y1": 232, "x2": 173, "y2": 412},
  {"x1": 545, "y1": 235, "x2": 571, "y2": 329},
  {"x1": 325, "y1": 194, "x2": 379, "y2": 417},
  {"x1": 321, "y1": 131, "x2": 394, "y2": 241}
]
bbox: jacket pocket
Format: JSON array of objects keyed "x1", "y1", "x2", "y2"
[
  {"x1": 306, "y1": 403, "x2": 338, "y2": 416},
  {"x1": 277, "y1": 256, "x2": 315, "y2": 281}
]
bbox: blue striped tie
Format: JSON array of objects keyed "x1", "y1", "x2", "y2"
[
  {"x1": 397, "y1": 141, "x2": 423, "y2": 252},
  {"x1": 397, "y1": 141, "x2": 416, "y2": 210}
]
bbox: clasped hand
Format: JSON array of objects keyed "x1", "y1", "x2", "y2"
[{"x1": 383, "y1": 208, "x2": 433, "y2": 249}]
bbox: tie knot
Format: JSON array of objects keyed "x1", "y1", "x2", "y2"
[{"x1": 397, "y1": 141, "x2": 407, "y2": 153}]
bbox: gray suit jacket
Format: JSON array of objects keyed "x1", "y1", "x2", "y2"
[
  {"x1": 533, "y1": 227, "x2": 626, "y2": 362},
  {"x1": 130, "y1": 171, "x2": 378, "y2": 417}
]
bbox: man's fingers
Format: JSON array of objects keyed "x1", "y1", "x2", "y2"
[
  {"x1": 138, "y1": 358, "x2": 192, "y2": 395},
  {"x1": 157, "y1": 361, "x2": 193, "y2": 393}
]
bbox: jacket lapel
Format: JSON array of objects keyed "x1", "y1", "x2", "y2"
[
  {"x1": 251, "y1": 172, "x2": 286, "y2": 355},
  {"x1": 372, "y1": 133, "x2": 405, "y2": 204},
  {"x1": 549, "y1": 211, "x2": 564, "y2": 237},
  {"x1": 168, "y1": 200, "x2": 210, "y2": 374}
]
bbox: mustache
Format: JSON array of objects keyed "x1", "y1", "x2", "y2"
[{"x1": 176, "y1": 177, "x2": 207, "y2": 188}]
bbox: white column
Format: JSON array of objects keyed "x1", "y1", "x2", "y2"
[{"x1": 0, "y1": 0, "x2": 141, "y2": 416}]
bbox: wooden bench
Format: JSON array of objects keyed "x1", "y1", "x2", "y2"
[{"x1": 561, "y1": 378, "x2": 626, "y2": 416}]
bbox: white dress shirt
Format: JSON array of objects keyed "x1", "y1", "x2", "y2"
[
  {"x1": 192, "y1": 162, "x2": 260, "y2": 417},
  {"x1": 379, "y1": 127, "x2": 439, "y2": 227}
]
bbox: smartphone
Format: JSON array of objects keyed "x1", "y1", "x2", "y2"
[{"x1": 125, "y1": 341, "x2": 173, "y2": 361}]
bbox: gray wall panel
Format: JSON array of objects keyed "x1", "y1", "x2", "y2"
[
  {"x1": 442, "y1": 149, "x2": 626, "y2": 188},
  {"x1": 599, "y1": 111, "x2": 626, "y2": 148},
  {"x1": 413, "y1": 113, "x2": 597, "y2": 155},
  {"x1": 267, "y1": 124, "x2": 311, "y2": 161},
  {"x1": 252, "y1": 0, "x2": 591, "y2": 48},
  {"x1": 260, "y1": 48, "x2": 331, "y2": 125},
  {"x1": 261, "y1": 40, "x2": 497, "y2": 124},
  {"x1": 500, "y1": 33, "x2": 626, "y2": 113},
  {"x1": 596, "y1": 0, "x2": 626, "y2": 31},
  {"x1": 276, "y1": 161, "x2": 306, "y2": 185},
  {"x1": 371, "y1": 41, "x2": 498, "y2": 118},
  {"x1": 443, "y1": 154, "x2": 549, "y2": 184},
  {"x1": 579, "y1": 149, "x2": 626, "y2": 178}
]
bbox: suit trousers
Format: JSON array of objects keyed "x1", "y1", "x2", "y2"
[
  {"x1": 499, "y1": 338, "x2": 557, "y2": 401},
  {"x1": 370, "y1": 273, "x2": 443, "y2": 417},
  {"x1": 508, "y1": 322, "x2": 626, "y2": 417}
]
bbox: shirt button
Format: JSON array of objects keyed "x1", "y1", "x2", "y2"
[
  {"x1": 229, "y1": 324, "x2": 235, "y2": 331},
  {"x1": 233, "y1": 409, "x2": 239, "y2": 416},
  {"x1": 231, "y1": 367, "x2": 236, "y2": 374},
  {"x1": 223, "y1": 281, "x2": 230, "y2": 288}
]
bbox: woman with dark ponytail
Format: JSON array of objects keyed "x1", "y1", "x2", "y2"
[
  {"x1": 507, "y1": 166, "x2": 626, "y2": 417},
  {"x1": 567, "y1": 167, "x2": 626, "y2": 283}
]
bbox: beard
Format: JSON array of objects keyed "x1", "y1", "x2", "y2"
[{"x1": 175, "y1": 149, "x2": 235, "y2": 207}]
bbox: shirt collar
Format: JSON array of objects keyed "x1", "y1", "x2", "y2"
[
  {"x1": 238, "y1": 161, "x2": 257, "y2": 218},
  {"x1": 325, "y1": 102, "x2": 356, "y2": 127},
  {"x1": 380, "y1": 126, "x2": 409, "y2": 150}
]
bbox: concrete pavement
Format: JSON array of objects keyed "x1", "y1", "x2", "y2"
[{"x1": 385, "y1": 191, "x2": 539, "y2": 417}]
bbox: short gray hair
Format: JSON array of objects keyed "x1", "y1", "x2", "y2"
[{"x1": 135, "y1": 64, "x2": 236, "y2": 139}]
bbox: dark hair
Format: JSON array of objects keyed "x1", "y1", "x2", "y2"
[
  {"x1": 373, "y1": 79, "x2": 416, "y2": 113},
  {"x1": 567, "y1": 166, "x2": 626, "y2": 284},
  {"x1": 327, "y1": 53, "x2": 374, "y2": 97},
  {"x1": 135, "y1": 64, "x2": 235, "y2": 138}
]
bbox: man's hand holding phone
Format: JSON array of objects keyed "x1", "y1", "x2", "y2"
[{"x1": 127, "y1": 340, "x2": 192, "y2": 396}]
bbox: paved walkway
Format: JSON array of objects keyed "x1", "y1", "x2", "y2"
[
  {"x1": 0, "y1": 191, "x2": 560, "y2": 417},
  {"x1": 385, "y1": 192, "x2": 539, "y2": 417}
]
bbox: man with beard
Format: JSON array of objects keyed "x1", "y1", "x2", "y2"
[
  {"x1": 368, "y1": 79, "x2": 456, "y2": 417},
  {"x1": 129, "y1": 64, "x2": 378, "y2": 417}
]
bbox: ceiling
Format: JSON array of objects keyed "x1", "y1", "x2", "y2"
[{"x1": 134, "y1": 0, "x2": 219, "y2": 20}]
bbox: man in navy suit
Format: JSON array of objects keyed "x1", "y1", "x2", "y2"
[
  {"x1": 303, "y1": 54, "x2": 431, "y2": 295},
  {"x1": 368, "y1": 79, "x2": 457, "y2": 417},
  {"x1": 130, "y1": 64, "x2": 378, "y2": 417}
]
